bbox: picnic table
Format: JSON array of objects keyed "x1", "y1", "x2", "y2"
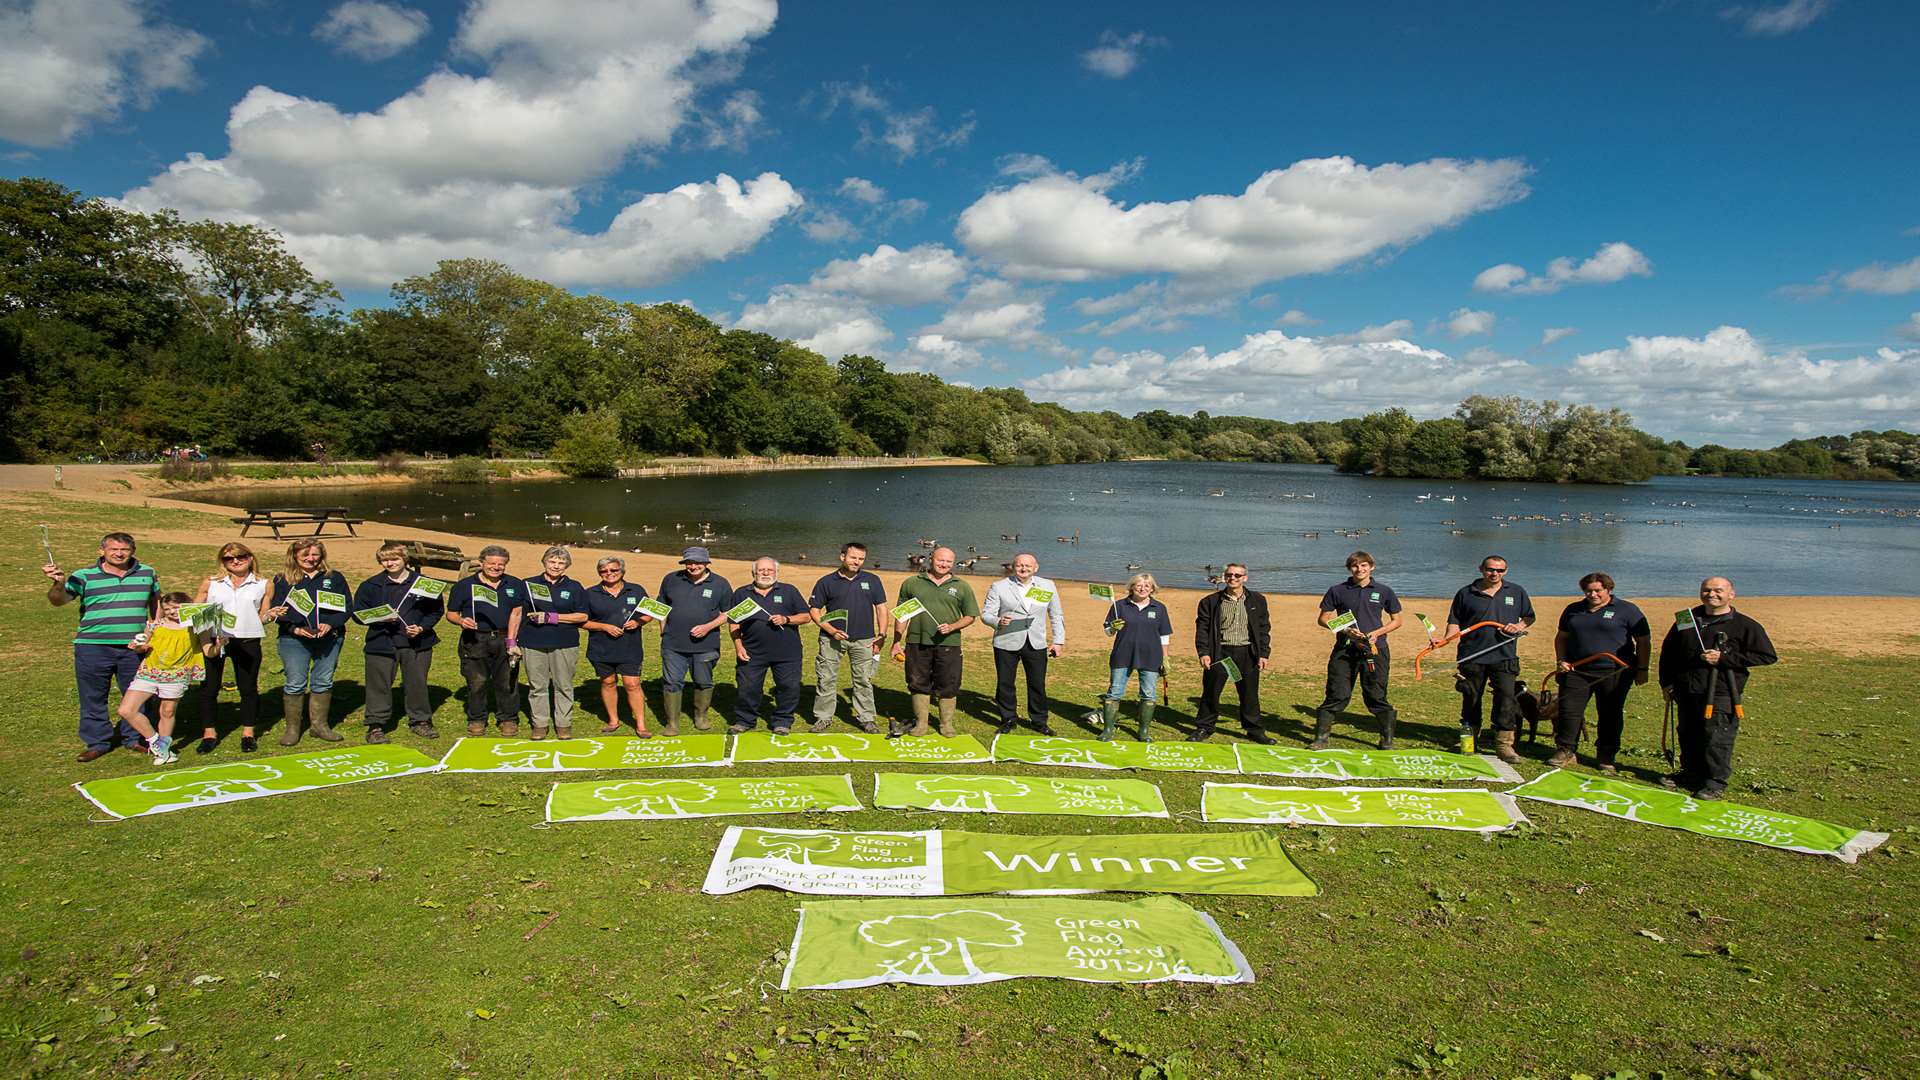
[{"x1": 232, "y1": 506, "x2": 366, "y2": 540}]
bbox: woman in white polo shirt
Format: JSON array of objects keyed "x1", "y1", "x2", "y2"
[{"x1": 193, "y1": 541, "x2": 268, "y2": 753}]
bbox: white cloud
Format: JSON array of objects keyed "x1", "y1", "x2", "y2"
[
  {"x1": 885, "y1": 197, "x2": 928, "y2": 223},
  {"x1": 926, "y1": 298, "x2": 1047, "y2": 342},
  {"x1": 117, "y1": 0, "x2": 796, "y2": 288},
  {"x1": 1541, "y1": 326, "x2": 1578, "y2": 346},
  {"x1": 1069, "y1": 280, "x2": 1234, "y2": 336},
  {"x1": 1897, "y1": 313, "x2": 1920, "y2": 343},
  {"x1": 1324, "y1": 319, "x2": 1414, "y2": 344},
  {"x1": 838, "y1": 177, "x2": 886, "y2": 204},
  {"x1": 699, "y1": 89, "x2": 765, "y2": 151},
  {"x1": 823, "y1": 80, "x2": 974, "y2": 159},
  {"x1": 808, "y1": 243, "x2": 967, "y2": 306},
  {"x1": 1081, "y1": 30, "x2": 1162, "y2": 79},
  {"x1": 1838, "y1": 255, "x2": 1920, "y2": 295},
  {"x1": 800, "y1": 210, "x2": 856, "y2": 243},
  {"x1": 0, "y1": 0, "x2": 207, "y2": 147},
  {"x1": 1274, "y1": 309, "x2": 1317, "y2": 327},
  {"x1": 733, "y1": 285, "x2": 891, "y2": 358},
  {"x1": 957, "y1": 155, "x2": 1529, "y2": 288},
  {"x1": 1474, "y1": 241, "x2": 1652, "y2": 294},
  {"x1": 1445, "y1": 308, "x2": 1495, "y2": 338},
  {"x1": 898, "y1": 333, "x2": 988, "y2": 373},
  {"x1": 314, "y1": 1, "x2": 429, "y2": 61},
  {"x1": 1073, "y1": 282, "x2": 1160, "y2": 318},
  {"x1": 1725, "y1": 0, "x2": 1833, "y2": 36}
]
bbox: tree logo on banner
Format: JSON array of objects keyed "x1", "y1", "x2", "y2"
[
  {"x1": 488, "y1": 738, "x2": 608, "y2": 770},
  {"x1": 782, "y1": 736, "x2": 863, "y2": 762},
  {"x1": 1023, "y1": 738, "x2": 1104, "y2": 766},
  {"x1": 1564, "y1": 776, "x2": 1662, "y2": 820},
  {"x1": 750, "y1": 833, "x2": 843, "y2": 864},
  {"x1": 858, "y1": 910, "x2": 1026, "y2": 978},
  {"x1": 914, "y1": 775, "x2": 1029, "y2": 813},
  {"x1": 133, "y1": 762, "x2": 284, "y2": 804},
  {"x1": 590, "y1": 779, "x2": 718, "y2": 816},
  {"x1": 1241, "y1": 792, "x2": 1330, "y2": 824}
]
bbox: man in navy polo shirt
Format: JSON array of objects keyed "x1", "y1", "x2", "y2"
[
  {"x1": 808, "y1": 542, "x2": 888, "y2": 733},
  {"x1": 447, "y1": 545, "x2": 527, "y2": 736},
  {"x1": 521, "y1": 546, "x2": 590, "y2": 739},
  {"x1": 1312, "y1": 551, "x2": 1404, "y2": 750},
  {"x1": 1445, "y1": 554, "x2": 1535, "y2": 763},
  {"x1": 727, "y1": 557, "x2": 814, "y2": 734},
  {"x1": 657, "y1": 547, "x2": 732, "y2": 735},
  {"x1": 1550, "y1": 572, "x2": 1652, "y2": 772},
  {"x1": 44, "y1": 532, "x2": 160, "y2": 761}
]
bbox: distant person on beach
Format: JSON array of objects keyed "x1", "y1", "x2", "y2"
[
  {"x1": 890, "y1": 546, "x2": 978, "y2": 737},
  {"x1": 656, "y1": 547, "x2": 732, "y2": 735},
  {"x1": 582, "y1": 557, "x2": 653, "y2": 736},
  {"x1": 1446, "y1": 555, "x2": 1535, "y2": 763},
  {"x1": 1100, "y1": 573, "x2": 1171, "y2": 742},
  {"x1": 262, "y1": 539, "x2": 353, "y2": 745},
  {"x1": 194, "y1": 542, "x2": 268, "y2": 753},
  {"x1": 447, "y1": 545, "x2": 527, "y2": 736},
  {"x1": 1658, "y1": 576, "x2": 1776, "y2": 800},
  {"x1": 726, "y1": 557, "x2": 813, "y2": 734},
  {"x1": 982, "y1": 552, "x2": 1066, "y2": 736},
  {"x1": 807, "y1": 542, "x2": 888, "y2": 734},
  {"x1": 521, "y1": 546, "x2": 589, "y2": 739},
  {"x1": 1312, "y1": 551, "x2": 1403, "y2": 749},
  {"x1": 1192, "y1": 563, "x2": 1275, "y2": 744},
  {"x1": 44, "y1": 531, "x2": 160, "y2": 762},
  {"x1": 352, "y1": 543, "x2": 444, "y2": 743},
  {"x1": 1549, "y1": 572, "x2": 1651, "y2": 773}
]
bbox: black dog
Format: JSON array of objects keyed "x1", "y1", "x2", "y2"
[{"x1": 1516, "y1": 677, "x2": 1555, "y2": 744}]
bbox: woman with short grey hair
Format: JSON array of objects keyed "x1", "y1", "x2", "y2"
[{"x1": 521, "y1": 545, "x2": 589, "y2": 738}]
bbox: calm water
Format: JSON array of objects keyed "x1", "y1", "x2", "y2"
[{"x1": 206, "y1": 463, "x2": 1920, "y2": 596}]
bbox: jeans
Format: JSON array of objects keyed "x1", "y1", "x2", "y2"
[
  {"x1": 365, "y1": 647, "x2": 433, "y2": 729},
  {"x1": 1106, "y1": 667, "x2": 1158, "y2": 703},
  {"x1": 74, "y1": 642, "x2": 143, "y2": 750},
  {"x1": 661, "y1": 648, "x2": 718, "y2": 694},
  {"x1": 277, "y1": 634, "x2": 343, "y2": 695},
  {"x1": 522, "y1": 646, "x2": 580, "y2": 729},
  {"x1": 813, "y1": 636, "x2": 878, "y2": 725},
  {"x1": 993, "y1": 644, "x2": 1050, "y2": 724}
]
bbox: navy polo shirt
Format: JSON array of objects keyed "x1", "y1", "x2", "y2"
[
  {"x1": 353, "y1": 571, "x2": 442, "y2": 655},
  {"x1": 1447, "y1": 581, "x2": 1535, "y2": 662},
  {"x1": 809, "y1": 570, "x2": 886, "y2": 640},
  {"x1": 1319, "y1": 578, "x2": 1402, "y2": 637},
  {"x1": 521, "y1": 574, "x2": 587, "y2": 650},
  {"x1": 271, "y1": 571, "x2": 353, "y2": 637},
  {"x1": 1557, "y1": 598, "x2": 1649, "y2": 671},
  {"x1": 1108, "y1": 598, "x2": 1170, "y2": 671},
  {"x1": 658, "y1": 570, "x2": 732, "y2": 653},
  {"x1": 584, "y1": 582, "x2": 649, "y2": 666},
  {"x1": 729, "y1": 582, "x2": 809, "y2": 662},
  {"x1": 448, "y1": 573, "x2": 527, "y2": 633}
]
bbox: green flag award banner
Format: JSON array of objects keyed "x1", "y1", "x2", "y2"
[
  {"x1": 991, "y1": 733, "x2": 1240, "y2": 774},
  {"x1": 1510, "y1": 769, "x2": 1889, "y2": 863},
  {"x1": 1234, "y1": 744, "x2": 1521, "y2": 783},
  {"x1": 1202, "y1": 783, "x2": 1529, "y2": 833},
  {"x1": 732, "y1": 731, "x2": 990, "y2": 764},
  {"x1": 703, "y1": 827, "x2": 1317, "y2": 897},
  {"x1": 75, "y1": 746, "x2": 440, "y2": 820},
  {"x1": 873, "y1": 772, "x2": 1170, "y2": 818},
  {"x1": 547, "y1": 774, "x2": 861, "y2": 822},
  {"x1": 781, "y1": 895, "x2": 1254, "y2": 989},
  {"x1": 438, "y1": 735, "x2": 730, "y2": 773}
]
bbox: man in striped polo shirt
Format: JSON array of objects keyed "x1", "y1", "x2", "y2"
[{"x1": 43, "y1": 532, "x2": 160, "y2": 761}]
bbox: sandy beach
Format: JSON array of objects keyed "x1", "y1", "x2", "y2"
[{"x1": 5, "y1": 461, "x2": 1912, "y2": 670}]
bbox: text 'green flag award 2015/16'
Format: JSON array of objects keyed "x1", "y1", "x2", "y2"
[{"x1": 1201, "y1": 783, "x2": 1528, "y2": 832}]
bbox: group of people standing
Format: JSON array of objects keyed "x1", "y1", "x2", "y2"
[{"x1": 45, "y1": 533, "x2": 1774, "y2": 800}]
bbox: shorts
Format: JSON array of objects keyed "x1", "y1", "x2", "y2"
[
  {"x1": 902, "y1": 643, "x2": 963, "y2": 697},
  {"x1": 128, "y1": 678, "x2": 189, "y2": 700},
  {"x1": 592, "y1": 659, "x2": 642, "y2": 678}
]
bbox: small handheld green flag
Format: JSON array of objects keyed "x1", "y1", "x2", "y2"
[
  {"x1": 1216, "y1": 656, "x2": 1241, "y2": 683},
  {"x1": 1326, "y1": 611, "x2": 1357, "y2": 636},
  {"x1": 407, "y1": 577, "x2": 450, "y2": 600},
  {"x1": 1415, "y1": 613, "x2": 1439, "y2": 638},
  {"x1": 471, "y1": 584, "x2": 498, "y2": 607},
  {"x1": 1023, "y1": 585, "x2": 1054, "y2": 604},
  {"x1": 1087, "y1": 583, "x2": 1114, "y2": 600},
  {"x1": 218, "y1": 610, "x2": 238, "y2": 632},
  {"x1": 636, "y1": 597, "x2": 672, "y2": 620},
  {"x1": 178, "y1": 603, "x2": 220, "y2": 632},
  {"x1": 355, "y1": 604, "x2": 399, "y2": 624},
  {"x1": 527, "y1": 581, "x2": 553, "y2": 604},
  {"x1": 823, "y1": 609, "x2": 849, "y2": 624},
  {"x1": 284, "y1": 589, "x2": 315, "y2": 617},
  {"x1": 1673, "y1": 608, "x2": 1695, "y2": 629},
  {"x1": 315, "y1": 590, "x2": 347, "y2": 612},
  {"x1": 892, "y1": 597, "x2": 928, "y2": 622},
  {"x1": 726, "y1": 597, "x2": 764, "y2": 622}
]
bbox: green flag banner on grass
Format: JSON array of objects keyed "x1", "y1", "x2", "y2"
[
  {"x1": 781, "y1": 895, "x2": 1254, "y2": 989},
  {"x1": 1234, "y1": 744, "x2": 1521, "y2": 783},
  {"x1": 1510, "y1": 769, "x2": 1889, "y2": 863},
  {"x1": 733, "y1": 731, "x2": 990, "y2": 764},
  {"x1": 547, "y1": 774, "x2": 861, "y2": 821},
  {"x1": 438, "y1": 735, "x2": 730, "y2": 772},
  {"x1": 75, "y1": 745, "x2": 440, "y2": 820},
  {"x1": 1202, "y1": 783, "x2": 1528, "y2": 832},
  {"x1": 991, "y1": 733, "x2": 1240, "y2": 774},
  {"x1": 873, "y1": 772, "x2": 1170, "y2": 818},
  {"x1": 704, "y1": 827, "x2": 1316, "y2": 897}
]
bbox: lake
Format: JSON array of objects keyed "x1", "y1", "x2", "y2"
[{"x1": 204, "y1": 462, "x2": 1920, "y2": 596}]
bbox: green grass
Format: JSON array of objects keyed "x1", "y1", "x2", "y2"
[{"x1": 1, "y1": 495, "x2": 1913, "y2": 1078}]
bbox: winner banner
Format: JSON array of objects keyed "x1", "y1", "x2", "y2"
[
  {"x1": 1234, "y1": 744, "x2": 1521, "y2": 783},
  {"x1": 1510, "y1": 769, "x2": 1889, "y2": 863},
  {"x1": 873, "y1": 772, "x2": 1170, "y2": 818},
  {"x1": 1202, "y1": 783, "x2": 1528, "y2": 832},
  {"x1": 732, "y1": 731, "x2": 990, "y2": 764},
  {"x1": 439, "y1": 735, "x2": 730, "y2": 773},
  {"x1": 75, "y1": 746, "x2": 440, "y2": 820},
  {"x1": 703, "y1": 827, "x2": 1317, "y2": 897},
  {"x1": 991, "y1": 734, "x2": 1240, "y2": 774},
  {"x1": 547, "y1": 774, "x2": 861, "y2": 821},
  {"x1": 781, "y1": 895, "x2": 1253, "y2": 989}
]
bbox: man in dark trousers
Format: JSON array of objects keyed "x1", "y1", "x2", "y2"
[
  {"x1": 1312, "y1": 551, "x2": 1403, "y2": 749},
  {"x1": 1446, "y1": 555, "x2": 1535, "y2": 763},
  {"x1": 1658, "y1": 576, "x2": 1776, "y2": 800},
  {"x1": 1192, "y1": 563, "x2": 1275, "y2": 744},
  {"x1": 727, "y1": 557, "x2": 813, "y2": 734}
]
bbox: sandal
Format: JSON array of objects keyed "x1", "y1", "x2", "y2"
[
  {"x1": 599, "y1": 722, "x2": 622, "y2": 734},
  {"x1": 635, "y1": 728, "x2": 653, "y2": 739}
]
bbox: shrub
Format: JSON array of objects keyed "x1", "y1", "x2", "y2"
[
  {"x1": 156, "y1": 457, "x2": 230, "y2": 483},
  {"x1": 441, "y1": 456, "x2": 491, "y2": 484},
  {"x1": 553, "y1": 409, "x2": 626, "y2": 478},
  {"x1": 375, "y1": 452, "x2": 410, "y2": 474}
]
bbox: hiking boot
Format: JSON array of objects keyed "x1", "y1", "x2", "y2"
[
  {"x1": 937, "y1": 698, "x2": 957, "y2": 738},
  {"x1": 1694, "y1": 785, "x2": 1726, "y2": 801},
  {"x1": 1546, "y1": 748, "x2": 1576, "y2": 768},
  {"x1": 279, "y1": 693, "x2": 306, "y2": 746},
  {"x1": 467, "y1": 721, "x2": 487, "y2": 736},
  {"x1": 1659, "y1": 773, "x2": 1685, "y2": 789},
  {"x1": 1098, "y1": 700, "x2": 1120, "y2": 742},
  {"x1": 307, "y1": 692, "x2": 343, "y2": 742},
  {"x1": 727, "y1": 722, "x2": 752, "y2": 735},
  {"x1": 499, "y1": 720, "x2": 520, "y2": 737},
  {"x1": 554, "y1": 726, "x2": 571, "y2": 740},
  {"x1": 857, "y1": 719, "x2": 881, "y2": 735},
  {"x1": 366, "y1": 726, "x2": 390, "y2": 745},
  {"x1": 810, "y1": 716, "x2": 836, "y2": 733},
  {"x1": 529, "y1": 725, "x2": 548, "y2": 741},
  {"x1": 771, "y1": 725, "x2": 791, "y2": 737},
  {"x1": 691, "y1": 688, "x2": 715, "y2": 731},
  {"x1": 1308, "y1": 735, "x2": 1331, "y2": 751},
  {"x1": 1597, "y1": 760, "x2": 1618, "y2": 775},
  {"x1": 908, "y1": 694, "x2": 931, "y2": 737},
  {"x1": 1492, "y1": 730, "x2": 1521, "y2": 764},
  {"x1": 409, "y1": 721, "x2": 438, "y2": 739},
  {"x1": 1186, "y1": 727, "x2": 1214, "y2": 743}
]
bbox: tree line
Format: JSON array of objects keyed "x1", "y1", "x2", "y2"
[{"x1": 3, "y1": 177, "x2": 1912, "y2": 482}]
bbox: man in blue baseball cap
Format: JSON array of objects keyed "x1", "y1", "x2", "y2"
[{"x1": 656, "y1": 547, "x2": 731, "y2": 735}]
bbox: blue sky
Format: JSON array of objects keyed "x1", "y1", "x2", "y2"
[{"x1": 5, "y1": 0, "x2": 1917, "y2": 446}]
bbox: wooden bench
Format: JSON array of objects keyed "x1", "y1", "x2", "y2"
[
  {"x1": 385, "y1": 539, "x2": 475, "y2": 574},
  {"x1": 232, "y1": 507, "x2": 366, "y2": 540}
]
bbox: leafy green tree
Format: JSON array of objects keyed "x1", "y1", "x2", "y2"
[
  {"x1": 175, "y1": 219, "x2": 341, "y2": 344},
  {"x1": 553, "y1": 408, "x2": 627, "y2": 477}
]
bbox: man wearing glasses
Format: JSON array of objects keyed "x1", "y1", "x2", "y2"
[
  {"x1": 1192, "y1": 563, "x2": 1275, "y2": 743},
  {"x1": 1445, "y1": 556, "x2": 1535, "y2": 762}
]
